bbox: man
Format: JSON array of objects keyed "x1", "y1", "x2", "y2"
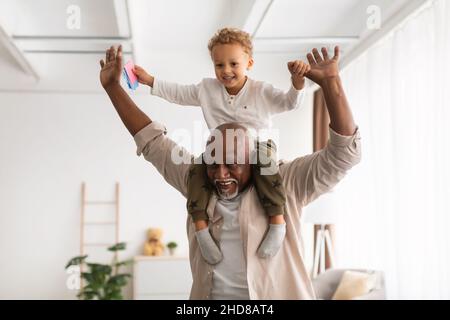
[{"x1": 99, "y1": 45, "x2": 361, "y2": 299}]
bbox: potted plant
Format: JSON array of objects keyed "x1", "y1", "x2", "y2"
[
  {"x1": 167, "y1": 241, "x2": 178, "y2": 256},
  {"x1": 65, "y1": 242, "x2": 132, "y2": 300}
]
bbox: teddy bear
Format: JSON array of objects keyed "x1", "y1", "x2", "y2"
[{"x1": 143, "y1": 228, "x2": 165, "y2": 256}]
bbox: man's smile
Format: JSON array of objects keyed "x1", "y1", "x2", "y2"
[{"x1": 215, "y1": 179, "x2": 236, "y2": 190}]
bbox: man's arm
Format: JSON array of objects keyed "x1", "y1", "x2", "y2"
[
  {"x1": 306, "y1": 46, "x2": 356, "y2": 136},
  {"x1": 99, "y1": 46, "x2": 191, "y2": 196},
  {"x1": 100, "y1": 45, "x2": 151, "y2": 136},
  {"x1": 281, "y1": 46, "x2": 361, "y2": 207},
  {"x1": 281, "y1": 127, "x2": 361, "y2": 207},
  {"x1": 133, "y1": 122, "x2": 191, "y2": 197}
]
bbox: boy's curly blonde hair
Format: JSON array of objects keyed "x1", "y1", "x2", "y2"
[{"x1": 208, "y1": 27, "x2": 253, "y2": 57}]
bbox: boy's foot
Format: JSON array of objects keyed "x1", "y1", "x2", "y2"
[
  {"x1": 195, "y1": 228, "x2": 223, "y2": 265},
  {"x1": 257, "y1": 223, "x2": 286, "y2": 258}
]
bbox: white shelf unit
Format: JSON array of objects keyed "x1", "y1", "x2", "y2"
[{"x1": 133, "y1": 256, "x2": 192, "y2": 300}]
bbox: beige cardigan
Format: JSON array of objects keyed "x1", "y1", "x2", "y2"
[{"x1": 134, "y1": 121, "x2": 361, "y2": 299}]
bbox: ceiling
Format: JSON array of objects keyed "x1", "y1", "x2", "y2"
[{"x1": 0, "y1": 0, "x2": 426, "y2": 93}]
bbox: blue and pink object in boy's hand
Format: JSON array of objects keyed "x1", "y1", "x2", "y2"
[{"x1": 122, "y1": 60, "x2": 139, "y2": 90}]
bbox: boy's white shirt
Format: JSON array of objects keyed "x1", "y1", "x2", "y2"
[{"x1": 150, "y1": 77, "x2": 305, "y2": 131}]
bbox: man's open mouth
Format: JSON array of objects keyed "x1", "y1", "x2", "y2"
[{"x1": 215, "y1": 179, "x2": 237, "y2": 191}]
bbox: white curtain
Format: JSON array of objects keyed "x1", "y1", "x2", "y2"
[{"x1": 333, "y1": 0, "x2": 450, "y2": 299}]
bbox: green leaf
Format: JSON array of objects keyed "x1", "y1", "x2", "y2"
[
  {"x1": 65, "y1": 255, "x2": 88, "y2": 269},
  {"x1": 107, "y1": 274, "x2": 131, "y2": 287},
  {"x1": 87, "y1": 263, "x2": 112, "y2": 275},
  {"x1": 66, "y1": 242, "x2": 130, "y2": 300},
  {"x1": 114, "y1": 259, "x2": 133, "y2": 268},
  {"x1": 83, "y1": 284, "x2": 94, "y2": 291},
  {"x1": 108, "y1": 242, "x2": 126, "y2": 252},
  {"x1": 167, "y1": 241, "x2": 178, "y2": 249},
  {"x1": 102, "y1": 289, "x2": 123, "y2": 300},
  {"x1": 81, "y1": 272, "x2": 94, "y2": 284},
  {"x1": 78, "y1": 289, "x2": 98, "y2": 300},
  {"x1": 109, "y1": 292, "x2": 123, "y2": 300}
]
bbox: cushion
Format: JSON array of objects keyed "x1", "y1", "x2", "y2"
[{"x1": 331, "y1": 271, "x2": 377, "y2": 300}]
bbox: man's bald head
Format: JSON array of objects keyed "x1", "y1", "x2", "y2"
[
  {"x1": 204, "y1": 122, "x2": 254, "y2": 166},
  {"x1": 204, "y1": 123, "x2": 254, "y2": 199}
]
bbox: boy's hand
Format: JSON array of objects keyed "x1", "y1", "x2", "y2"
[
  {"x1": 133, "y1": 65, "x2": 154, "y2": 87},
  {"x1": 287, "y1": 60, "x2": 311, "y2": 90}
]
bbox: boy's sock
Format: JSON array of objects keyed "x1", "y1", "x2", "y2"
[
  {"x1": 257, "y1": 223, "x2": 286, "y2": 258},
  {"x1": 195, "y1": 228, "x2": 223, "y2": 265}
]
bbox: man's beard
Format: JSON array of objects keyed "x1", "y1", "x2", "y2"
[{"x1": 214, "y1": 178, "x2": 239, "y2": 200}]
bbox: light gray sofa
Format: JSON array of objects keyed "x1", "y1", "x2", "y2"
[{"x1": 311, "y1": 269, "x2": 386, "y2": 300}]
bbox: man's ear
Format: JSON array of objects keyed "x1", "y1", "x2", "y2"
[{"x1": 247, "y1": 58, "x2": 254, "y2": 70}]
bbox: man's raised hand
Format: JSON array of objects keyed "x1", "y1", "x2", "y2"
[
  {"x1": 99, "y1": 45, "x2": 123, "y2": 90},
  {"x1": 305, "y1": 46, "x2": 340, "y2": 86}
]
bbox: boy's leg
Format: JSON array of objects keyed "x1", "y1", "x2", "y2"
[
  {"x1": 252, "y1": 140, "x2": 287, "y2": 258},
  {"x1": 187, "y1": 160, "x2": 211, "y2": 227},
  {"x1": 187, "y1": 155, "x2": 223, "y2": 264}
]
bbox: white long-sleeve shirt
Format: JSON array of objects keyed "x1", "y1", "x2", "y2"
[{"x1": 150, "y1": 77, "x2": 305, "y2": 131}]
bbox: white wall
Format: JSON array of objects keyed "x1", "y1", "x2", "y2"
[{"x1": 0, "y1": 52, "x2": 313, "y2": 299}]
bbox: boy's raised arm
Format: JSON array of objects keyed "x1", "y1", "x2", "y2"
[
  {"x1": 133, "y1": 64, "x2": 201, "y2": 107},
  {"x1": 150, "y1": 79, "x2": 201, "y2": 107}
]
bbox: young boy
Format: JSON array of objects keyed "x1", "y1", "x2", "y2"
[{"x1": 133, "y1": 28, "x2": 310, "y2": 265}]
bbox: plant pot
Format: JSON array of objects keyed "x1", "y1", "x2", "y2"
[{"x1": 169, "y1": 248, "x2": 176, "y2": 256}]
